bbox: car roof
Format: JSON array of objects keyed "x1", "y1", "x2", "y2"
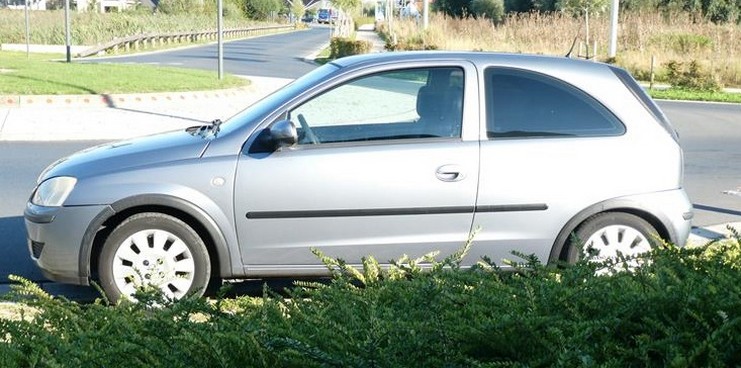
[{"x1": 329, "y1": 51, "x2": 616, "y2": 76}]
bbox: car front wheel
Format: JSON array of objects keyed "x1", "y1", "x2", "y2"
[{"x1": 98, "y1": 212, "x2": 211, "y2": 304}]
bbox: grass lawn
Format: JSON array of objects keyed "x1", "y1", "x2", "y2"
[
  {"x1": 648, "y1": 88, "x2": 741, "y2": 104},
  {"x1": 0, "y1": 51, "x2": 249, "y2": 95}
]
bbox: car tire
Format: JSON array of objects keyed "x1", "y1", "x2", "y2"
[
  {"x1": 98, "y1": 212, "x2": 211, "y2": 304},
  {"x1": 566, "y1": 212, "x2": 658, "y2": 264}
]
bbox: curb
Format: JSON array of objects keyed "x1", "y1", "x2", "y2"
[{"x1": 0, "y1": 87, "x2": 252, "y2": 109}]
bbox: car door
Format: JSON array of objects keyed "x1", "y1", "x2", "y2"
[{"x1": 233, "y1": 62, "x2": 480, "y2": 273}]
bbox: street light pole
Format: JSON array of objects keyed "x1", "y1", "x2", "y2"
[
  {"x1": 423, "y1": 0, "x2": 428, "y2": 29},
  {"x1": 608, "y1": 0, "x2": 619, "y2": 58},
  {"x1": 24, "y1": 0, "x2": 30, "y2": 59},
  {"x1": 64, "y1": 0, "x2": 71, "y2": 62},
  {"x1": 217, "y1": 0, "x2": 224, "y2": 79}
]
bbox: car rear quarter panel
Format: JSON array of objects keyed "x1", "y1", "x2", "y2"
[{"x1": 469, "y1": 56, "x2": 684, "y2": 266}]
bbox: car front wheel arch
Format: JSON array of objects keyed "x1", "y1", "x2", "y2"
[{"x1": 89, "y1": 204, "x2": 223, "y2": 293}]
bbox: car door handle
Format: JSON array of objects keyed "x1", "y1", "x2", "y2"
[{"x1": 436, "y1": 165, "x2": 466, "y2": 182}]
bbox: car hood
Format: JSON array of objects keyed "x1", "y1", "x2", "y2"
[{"x1": 38, "y1": 130, "x2": 210, "y2": 182}]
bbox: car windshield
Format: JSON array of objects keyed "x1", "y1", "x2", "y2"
[{"x1": 216, "y1": 63, "x2": 340, "y2": 137}]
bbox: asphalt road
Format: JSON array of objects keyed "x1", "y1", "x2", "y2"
[
  {"x1": 662, "y1": 100, "x2": 741, "y2": 226},
  {"x1": 83, "y1": 25, "x2": 332, "y2": 78}
]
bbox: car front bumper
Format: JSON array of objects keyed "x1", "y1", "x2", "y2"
[{"x1": 24, "y1": 203, "x2": 111, "y2": 286}]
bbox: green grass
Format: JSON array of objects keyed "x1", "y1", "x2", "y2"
[
  {"x1": 0, "y1": 51, "x2": 249, "y2": 95},
  {"x1": 648, "y1": 88, "x2": 741, "y2": 104}
]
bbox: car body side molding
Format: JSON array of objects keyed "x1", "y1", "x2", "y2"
[{"x1": 246, "y1": 204, "x2": 548, "y2": 219}]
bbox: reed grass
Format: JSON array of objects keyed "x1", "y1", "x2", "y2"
[{"x1": 380, "y1": 11, "x2": 740, "y2": 87}]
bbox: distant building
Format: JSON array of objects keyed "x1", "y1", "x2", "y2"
[
  {"x1": 2, "y1": 0, "x2": 47, "y2": 10},
  {"x1": 74, "y1": 0, "x2": 137, "y2": 12}
]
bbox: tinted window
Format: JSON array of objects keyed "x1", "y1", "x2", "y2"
[
  {"x1": 485, "y1": 68, "x2": 625, "y2": 138},
  {"x1": 290, "y1": 67, "x2": 464, "y2": 145}
]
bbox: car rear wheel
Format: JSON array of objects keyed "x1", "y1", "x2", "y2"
[
  {"x1": 99, "y1": 212, "x2": 211, "y2": 304},
  {"x1": 567, "y1": 212, "x2": 658, "y2": 265}
]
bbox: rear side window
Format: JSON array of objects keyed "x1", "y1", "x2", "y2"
[{"x1": 485, "y1": 67, "x2": 625, "y2": 139}]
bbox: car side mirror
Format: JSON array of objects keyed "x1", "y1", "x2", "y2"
[{"x1": 269, "y1": 119, "x2": 298, "y2": 148}]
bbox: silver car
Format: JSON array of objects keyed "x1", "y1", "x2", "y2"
[{"x1": 25, "y1": 52, "x2": 694, "y2": 302}]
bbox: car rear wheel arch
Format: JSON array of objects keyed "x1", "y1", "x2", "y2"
[
  {"x1": 84, "y1": 195, "x2": 230, "y2": 286},
  {"x1": 549, "y1": 204, "x2": 672, "y2": 264}
]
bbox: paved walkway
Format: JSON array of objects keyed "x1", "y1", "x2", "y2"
[{"x1": 357, "y1": 23, "x2": 386, "y2": 53}]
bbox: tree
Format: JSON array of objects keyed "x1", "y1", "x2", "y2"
[
  {"x1": 530, "y1": 0, "x2": 558, "y2": 11},
  {"x1": 433, "y1": 0, "x2": 472, "y2": 17},
  {"x1": 658, "y1": 0, "x2": 741, "y2": 23},
  {"x1": 471, "y1": 0, "x2": 505, "y2": 23},
  {"x1": 331, "y1": 0, "x2": 360, "y2": 37},
  {"x1": 558, "y1": 0, "x2": 609, "y2": 58},
  {"x1": 288, "y1": 0, "x2": 306, "y2": 20},
  {"x1": 244, "y1": 0, "x2": 282, "y2": 19}
]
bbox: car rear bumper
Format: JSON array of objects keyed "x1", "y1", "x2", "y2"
[
  {"x1": 630, "y1": 188, "x2": 693, "y2": 246},
  {"x1": 24, "y1": 203, "x2": 110, "y2": 286}
]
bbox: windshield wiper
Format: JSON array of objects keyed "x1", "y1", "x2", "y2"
[{"x1": 186, "y1": 119, "x2": 223, "y2": 138}]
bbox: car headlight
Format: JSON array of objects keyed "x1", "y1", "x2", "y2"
[{"x1": 31, "y1": 177, "x2": 77, "y2": 207}]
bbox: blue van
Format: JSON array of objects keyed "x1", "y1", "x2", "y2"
[{"x1": 317, "y1": 8, "x2": 333, "y2": 23}]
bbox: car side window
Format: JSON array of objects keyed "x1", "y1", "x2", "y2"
[
  {"x1": 485, "y1": 67, "x2": 625, "y2": 139},
  {"x1": 290, "y1": 67, "x2": 464, "y2": 145}
]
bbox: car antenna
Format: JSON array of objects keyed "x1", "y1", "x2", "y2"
[{"x1": 565, "y1": 25, "x2": 582, "y2": 58}]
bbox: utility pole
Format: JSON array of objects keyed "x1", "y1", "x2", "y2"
[
  {"x1": 24, "y1": 0, "x2": 30, "y2": 59},
  {"x1": 64, "y1": 0, "x2": 71, "y2": 62},
  {"x1": 608, "y1": 0, "x2": 618, "y2": 58},
  {"x1": 217, "y1": 0, "x2": 224, "y2": 79},
  {"x1": 423, "y1": 0, "x2": 428, "y2": 29}
]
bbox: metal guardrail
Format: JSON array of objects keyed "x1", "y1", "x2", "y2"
[{"x1": 77, "y1": 24, "x2": 296, "y2": 58}]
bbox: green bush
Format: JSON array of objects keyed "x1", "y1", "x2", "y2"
[
  {"x1": 1, "y1": 231, "x2": 740, "y2": 367},
  {"x1": 384, "y1": 32, "x2": 439, "y2": 51},
  {"x1": 329, "y1": 37, "x2": 372, "y2": 58},
  {"x1": 665, "y1": 59, "x2": 722, "y2": 91}
]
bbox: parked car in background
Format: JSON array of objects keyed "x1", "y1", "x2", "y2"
[
  {"x1": 301, "y1": 13, "x2": 316, "y2": 23},
  {"x1": 317, "y1": 8, "x2": 334, "y2": 23},
  {"x1": 25, "y1": 52, "x2": 694, "y2": 303}
]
